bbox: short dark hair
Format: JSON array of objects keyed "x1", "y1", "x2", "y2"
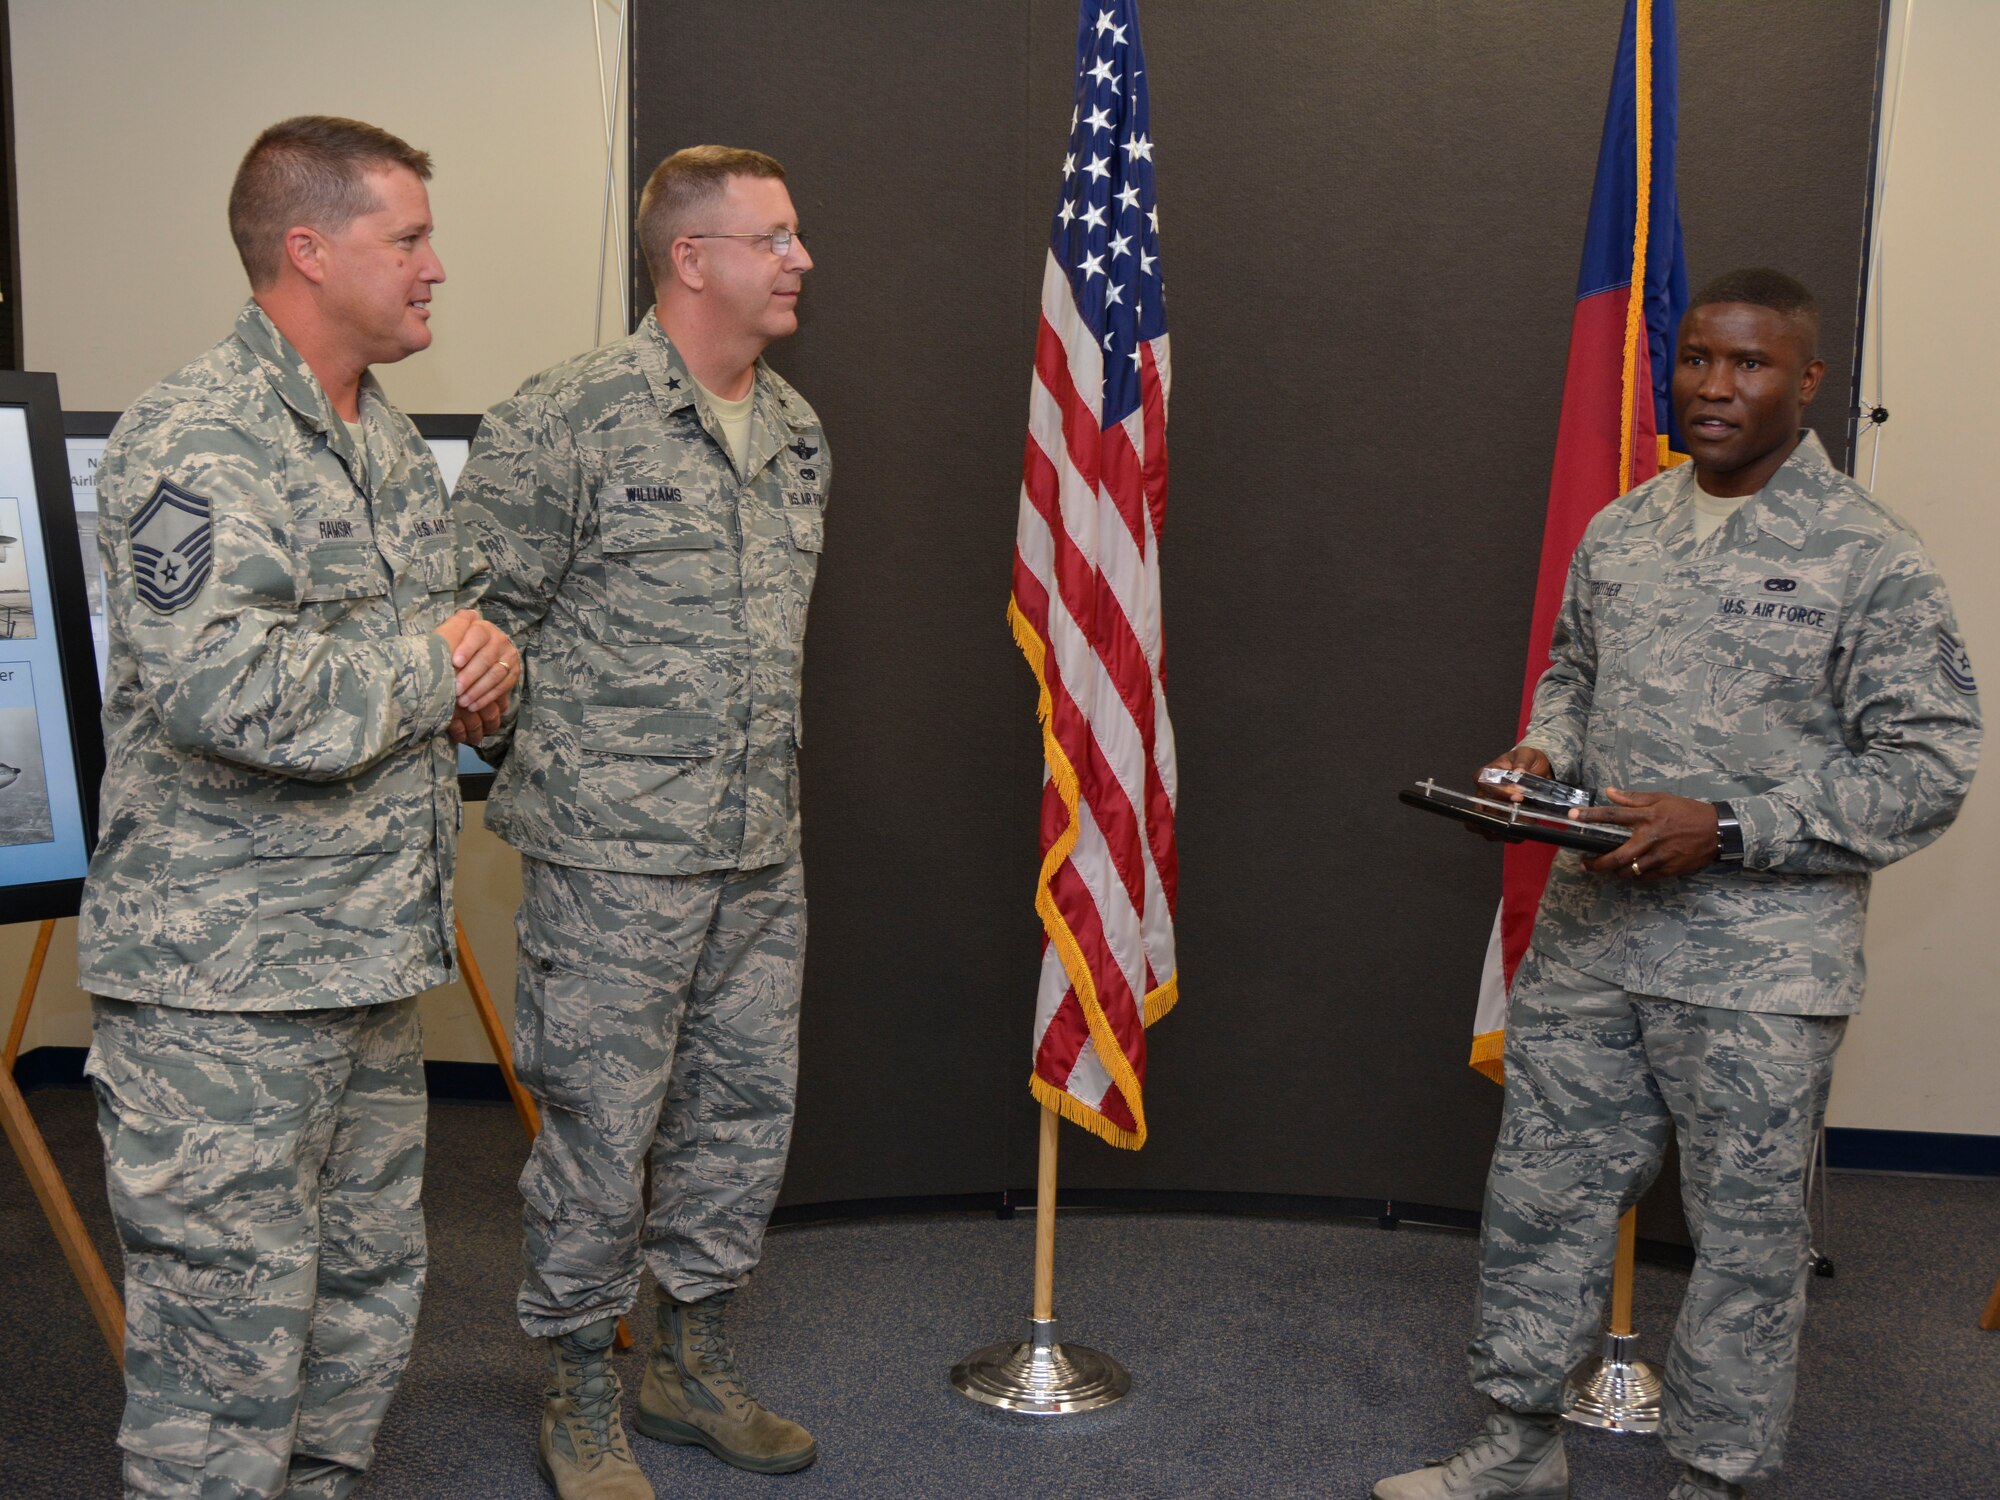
[
  {"x1": 1687, "y1": 267, "x2": 1819, "y2": 353},
  {"x1": 637, "y1": 145, "x2": 788, "y2": 287},
  {"x1": 229, "y1": 116, "x2": 433, "y2": 289}
]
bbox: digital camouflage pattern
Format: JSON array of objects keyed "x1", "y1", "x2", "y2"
[
  {"x1": 454, "y1": 309, "x2": 828, "y2": 876},
  {"x1": 511, "y1": 854, "x2": 804, "y2": 1336},
  {"x1": 1522, "y1": 431, "x2": 1982, "y2": 1014},
  {"x1": 79, "y1": 301, "x2": 482, "y2": 1010},
  {"x1": 88, "y1": 995, "x2": 427, "y2": 1498},
  {"x1": 1471, "y1": 952, "x2": 1843, "y2": 1484}
]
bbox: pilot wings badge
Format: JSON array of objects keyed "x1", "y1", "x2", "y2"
[{"x1": 130, "y1": 478, "x2": 213, "y2": 613}]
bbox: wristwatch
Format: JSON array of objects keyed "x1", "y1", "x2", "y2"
[{"x1": 1712, "y1": 801, "x2": 1745, "y2": 863}]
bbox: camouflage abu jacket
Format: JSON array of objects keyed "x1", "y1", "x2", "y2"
[
  {"x1": 1522, "y1": 431, "x2": 1981, "y2": 1015},
  {"x1": 77, "y1": 302, "x2": 481, "y2": 1009},
  {"x1": 455, "y1": 310, "x2": 827, "y2": 876}
]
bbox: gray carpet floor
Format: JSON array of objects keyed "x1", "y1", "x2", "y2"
[{"x1": 3, "y1": 1088, "x2": 1996, "y2": 1498}]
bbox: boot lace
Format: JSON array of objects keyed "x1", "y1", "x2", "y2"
[
  {"x1": 682, "y1": 1297, "x2": 755, "y2": 1410},
  {"x1": 1433, "y1": 1413, "x2": 1524, "y2": 1479},
  {"x1": 554, "y1": 1341, "x2": 625, "y2": 1463}
]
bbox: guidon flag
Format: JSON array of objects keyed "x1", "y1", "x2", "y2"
[{"x1": 1471, "y1": 0, "x2": 1689, "y2": 1081}]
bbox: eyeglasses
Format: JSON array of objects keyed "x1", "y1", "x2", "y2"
[{"x1": 685, "y1": 228, "x2": 802, "y2": 257}]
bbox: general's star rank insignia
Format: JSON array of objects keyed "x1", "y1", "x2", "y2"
[{"x1": 130, "y1": 478, "x2": 213, "y2": 613}]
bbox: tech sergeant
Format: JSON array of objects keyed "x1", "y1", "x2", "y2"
[{"x1": 1375, "y1": 270, "x2": 1981, "y2": 1500}]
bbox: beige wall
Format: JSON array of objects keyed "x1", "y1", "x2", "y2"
[
  {"x1": 2, "y1": 0, "x2": 632, "y2": 1062},
  {"x1": 3, "y1": 4, "x2": 1994, "y2": 1133},
  {"x1": 1823, "y1": 0, "x2": 2000, "y2": 1137}
]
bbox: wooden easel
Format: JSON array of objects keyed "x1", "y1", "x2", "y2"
[
  {"x1": 1981, "y1": 1274, "x2": 2000, "y2": 1332},
  {"x1": 2, "y1": 915, "x2": 630, "y2": 1361}
]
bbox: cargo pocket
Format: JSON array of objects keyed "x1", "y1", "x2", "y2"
[
  {"x1": 250, "y1": 821, "x2": 416, "y2": 966},
  {"x1": 117, "y1": 1390, "x2": 215, "y2": 1470},
  {"x1": 566, "y1": 705, "x2": 731, "y2": 845},
  {"x1": 512, "y1": 921, "x2": 600, "y2": 1119}
]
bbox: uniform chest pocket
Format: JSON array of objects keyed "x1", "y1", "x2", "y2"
[
  {"x1": 1689, "y1": 617, "x2": 1833, "y2": 767},
  {"x1": 596, "y1": 493, "x2": 729, "y2": 645},
  {"x1": 299, "y1": 543, "x2": 394, "y2": 635}
]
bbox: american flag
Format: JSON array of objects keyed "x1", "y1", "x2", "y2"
[{"x1": 1008, "y1": 0, "x2": 1178, "y2": 1151}]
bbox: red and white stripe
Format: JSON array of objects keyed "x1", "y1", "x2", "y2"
[{"x1": 1009, "y1": 250, "x2": 1178, "y2": 1150}]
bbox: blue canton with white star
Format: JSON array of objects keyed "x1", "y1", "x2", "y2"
[{"x1": 1051, "y1": 1, "x2": 1166, "y2": 430}]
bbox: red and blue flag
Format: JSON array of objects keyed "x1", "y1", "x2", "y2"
[{"x1": 1472, "y1": 0, "x2": 1688, "y2": 1080}]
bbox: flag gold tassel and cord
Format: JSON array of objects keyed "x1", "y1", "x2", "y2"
[{"x1": 1009, "y1": 595, "x2": 1177, "y2": 1151}]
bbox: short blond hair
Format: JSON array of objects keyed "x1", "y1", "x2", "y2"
[
  {"x1": 637, "y1": 145, "x2": 787, "y2": 286},
  {"x1": 228, "y1": 116, "x2": 432, "y2": 289}
]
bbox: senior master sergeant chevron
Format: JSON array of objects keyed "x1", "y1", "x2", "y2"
[
  {"x1": 1375, "y1": 269, "x2": 1983, "y2": 1500},
  {"x1": 455, "y1": 146, "x2": 825, "y2": 1499},
  {"x1": 78, "y1": 117, "x2": 519, "y2": 1500}
]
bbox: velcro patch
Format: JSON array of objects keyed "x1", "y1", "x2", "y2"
[
  {"x1": 1940, "y1": 628, "x2": 1977, "y2": 695},
  {"x1": 129, "y1": 479, "x2": 213, "y2": 613}
]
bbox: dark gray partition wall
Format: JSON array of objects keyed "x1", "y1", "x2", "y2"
[{"x1": 629, "y1": 2, "x2": 1888, "y2": 1219}]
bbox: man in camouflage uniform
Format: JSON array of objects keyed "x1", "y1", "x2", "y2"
[
  {"x1": 1377, "y1": 269, "x2": 1981, "y2": 1500},
  {"x1": 454, "y1": 146, "x2": 823, "y2": 1499},
  {"x1": 79, "y1": 117, "x2": 519, "y2": 1499}
]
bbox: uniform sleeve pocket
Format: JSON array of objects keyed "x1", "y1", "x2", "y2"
[{"x1": 786, "y1": 509, "x2": 824, "y2": 552}]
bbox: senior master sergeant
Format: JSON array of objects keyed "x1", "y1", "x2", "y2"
[
  {"x1": 79, "y1": 116, "x2": 517, "y2": 1500},
  {"x1": 1375, "y1": 268, "x2": 1981, "y2": 1500},
  {"x1": 456, "y1": 145, "x2": 825, "y2": 1499}
]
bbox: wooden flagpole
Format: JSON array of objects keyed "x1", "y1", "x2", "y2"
[{"x1": 1032, "y1": 1103, "x2": 1059, "y2": 1322}]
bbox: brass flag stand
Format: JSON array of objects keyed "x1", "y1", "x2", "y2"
[
  {"x1": 1562, "y1": 1204, "x2": 1662, "y2": 1432},
  {"x1": 949, "y1": 1103, "x2": 1130, "y2": 1414},
  {"x1": 1, "y1": 915, "x2": 631, "y2": 1360}
]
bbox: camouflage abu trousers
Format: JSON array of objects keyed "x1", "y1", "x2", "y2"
[
  {"x1": 87, "y1": 996, "x2": 427, "y2": 1500},
  {"x1": 513, "y1": 853, "x2": 803, "y2": 1338},
  {"x1": 1469, "y1": 950, "x2": 1844, "y2": 1483}
]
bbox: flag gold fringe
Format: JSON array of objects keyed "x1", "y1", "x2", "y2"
[
  {"x1": 1008, "y1": 593, "x2": 1174, "y2": 1151},
  {"x1": 1617, "y1": 0, "x2": 1655, "y2": 496},
  {"x1": 1469, "y1": 1028, "x2": 1505, "y2": 1086}
]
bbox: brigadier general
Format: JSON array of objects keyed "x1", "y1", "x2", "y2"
[
  {"x1": 78, "y1": 116, "x2": 519, "y2": 1499},
  {"x1": 1375, "y1": 268, "x2": 1981, "y2": 1500},
  {"x1": 455, "y1": 145, "x2": 824, "y2": 1498}
]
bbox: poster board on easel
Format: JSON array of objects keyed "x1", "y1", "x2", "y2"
[{"x1": 0, "y1": 376, "x2": 103, "y2": 926}]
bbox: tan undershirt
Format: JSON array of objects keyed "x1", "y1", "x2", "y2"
[
  {"x1": 694, "y1": 377, "x2": 754, "y2": 474},
  {"x1": 1691, "y1": 482, "x2": 1752, "y2": 546}
]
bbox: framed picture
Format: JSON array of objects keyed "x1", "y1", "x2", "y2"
[
  {"x1": 63, "y1": 409, "x2": 500, "y2": 802},
  {"x1": 2, "y1": 377, "x2": 104, "y2": 922}
]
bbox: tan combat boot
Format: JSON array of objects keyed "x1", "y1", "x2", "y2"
[
  {"x1": 538, "y1": 1317, "x2": 654, "y2": 1500},
  {"x1": 633, "y1": 1289, "x2": 817, "y2": 1473},
  {"x1": 1373, "y1": 1408, "x2": 1569, "y2": 1500}
]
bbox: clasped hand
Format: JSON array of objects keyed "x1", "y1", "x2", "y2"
[
  {"x1": 433, "y1": 609, "x2": 521, "y2": 746},
  {"x1": 1476, "y1": 745, "x2": 1719, "y2": 881}
]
